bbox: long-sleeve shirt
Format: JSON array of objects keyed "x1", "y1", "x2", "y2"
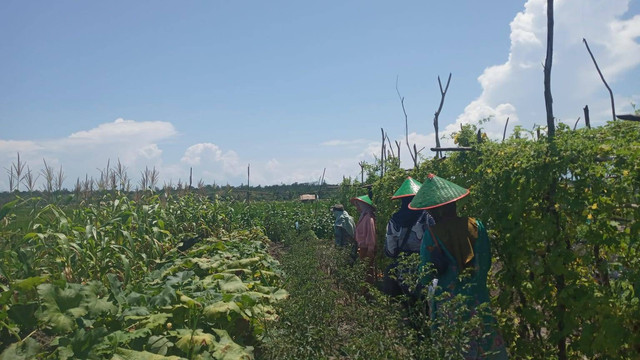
[
  {"x1": 384, "y1": 211, "x2": 433, "y2": 257},
  {"x1": 355, "y1": 208, "x2": 376, "y2": 249}
]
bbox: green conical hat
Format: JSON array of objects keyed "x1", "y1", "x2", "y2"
[
  {"x1": 409, "y1": 174, "x2": 469, "y2": 210},
  {"x1": 391, "y1": 177, "x2": 422, "y2": 199},
  {"x1": 350, "y1": 195, "x2": 375, "y2": 208}
]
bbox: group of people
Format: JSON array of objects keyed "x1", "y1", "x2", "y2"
[{"x1": 332, "y1": 174, "x2": 507, "y2": 359}]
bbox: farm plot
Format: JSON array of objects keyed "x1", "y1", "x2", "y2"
[{"x1": 0, "y1": 195, "x2": 289, "y2": 359}]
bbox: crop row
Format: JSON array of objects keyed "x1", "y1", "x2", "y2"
[{"x1": 0, "y1": 194, "x2": 329, "y2": 359}]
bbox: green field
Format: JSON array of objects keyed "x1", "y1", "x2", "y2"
[{"x1": 1, "y1": 120, "x2": 639, "y2": 359}]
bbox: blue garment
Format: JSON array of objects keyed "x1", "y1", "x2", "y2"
[
  {"x1": 420, "y1": 218, "x2": 508, "y2": 359},
  {"x1": 333, "y1": 210, "x2": 355, "y2": 247}
]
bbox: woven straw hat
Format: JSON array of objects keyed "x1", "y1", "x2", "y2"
[
  {"x1": 350, "y1": 195, "x2": 375, "y2": 208},
  {"x1": 391, "y1": 177, "x2": 422, "y2": 199},
  {"x1": 408, "y1": 174, "x2": 469, "y2": 210}
]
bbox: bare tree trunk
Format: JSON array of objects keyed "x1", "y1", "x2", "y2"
[
  {"x1": 583, "y1": 105, "x2": 591, "y2": 129},
  {"x1": 583, "y1": 38, "x2": 616, "y2": 122},
  {"x1": 385, "y1": 132, "x2": 395, "y2": 158},
  {"x1": 502, "y1": 117, "x2": 510, "y2": 142},
  {"x1": 380, "y1": 128, "x2": 386, "y2": 177},
  {"x1": 434, "y1": 73, "x2": 452, "y2": 158},
  {"x1": 396, "y1": 78, "x2": 418, "y2": 168},
  {"x1": 247, "y1": 164, "x2": 250, "y2": 202},
  {"x1": 544, "y1": 0, "x2": 555, "y2": 139},
  {"x1": 395, "y1": 140, "x2": 401, "y2": 163}
]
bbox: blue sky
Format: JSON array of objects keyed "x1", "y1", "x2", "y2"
[{"x1": 1, "y1": 0, "x2": 639, "y2": 190}]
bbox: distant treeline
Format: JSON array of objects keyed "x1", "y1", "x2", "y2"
[{"x1": 0, "y1": 182, "x2": 340, "y2": 205}]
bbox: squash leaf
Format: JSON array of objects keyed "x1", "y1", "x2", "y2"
[
  {"x1": 212, "y1": 329, "x2": 253, "y2": 360},
  {"x1": 0, "y1": 338, "x2": 41, "y2": 360},
  {"x1": 111, "y1": 348, "x2": 184, "y2": 360},
  {"x1": 218, "y1": 275, "x2": 248, "y2": 293},
  {"x1": 174, "y1": 329, "x2": 216, "y2": 353}
]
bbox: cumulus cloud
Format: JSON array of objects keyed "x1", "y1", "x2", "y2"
[
  {"x1": 0, "y1": 118, "x2": 177, "y2": 191},
  {"x1": 181, "y1": 143, "x2": 241, "y2": 173},
  {"x1": 455, "y1": 0, "x2": 640, "y2": 137},
  {"x1": 179, "y1": 143, "x2": 244, "y2": 185},
  {"x1": 68, "y1": 118, "x2": 177, "y2": 144}
]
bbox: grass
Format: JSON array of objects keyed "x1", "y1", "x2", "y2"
[{"x1": 258, "y1": 230, "x2": 419, "y2": 359}]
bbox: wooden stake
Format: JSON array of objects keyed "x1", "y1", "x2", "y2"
[
  {"x1": 434, "y1": 73, "x2": 452, "y2": 158},
  {"x1": 502, "y1": 117, "x2": 510, "y2": 142},
  {"x1": 544, "y1": 0, "x2": 555, "y2": 139},
  {"x1": 583, "y1": 38, "x2": 616, "y2": 122},
  {"x1": 583, "y1": 105, "x2": 591, "y2": 129}
]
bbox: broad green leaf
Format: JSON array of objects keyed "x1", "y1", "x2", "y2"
[
  {"x1": 7, "y1": 303, "x2": 38, "y2": 330},
  {"x1": 233, "y1": 292, "x2": 270, "y2": 306},
  {"x1": 166, "y1": 271, "x2": 195, "y2": 287},
  {"x1": 147, "y1": 335, "x2": 174, "y2": 356},
  {"x1": 13, "y1": 276, "x2": 48, "y2": 292},
  {"x1": 149, "y1": 285, "x2": 177, "y2": 307},
  {"x1": 212, "y1": 329, "x2": 254, "y2": 360},
  {"x1": 174, "y1": 329, "x2": 216, "y2": 353},
  {"x1": 225, "y1": 257, "x2": 260, "y2": 269},
  {"x1": 203, "y1": 301, "x2": 242, "y2": 319},
  {"x1": 218, "y1": 275, "x2": 248, "y2": 293},
  {"x1": 112, "y1": 348, "x2": 184, "y2": 360},
  {"x1": 122, "y1": 306, "x2": 151, "y2": 317},
  {"x1": 87, "y1": 297, "x2": 118, "y2": 317},
  {"x1": 271, "y1": 289, "x2": 289, "y2": 301},
  {"x1": 0, "y1": 338, "x2": 41, "y2": 360},
  {"x1": 142, "y1": 313, "x2": 172, "y2": 329}
]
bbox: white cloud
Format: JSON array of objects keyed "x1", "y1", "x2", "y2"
[
  {"x1": 181, "y1": 143, "x2": 243, "y2": 180},
  {"x1": 266, "y1": 159, "x2": 280, "y2": 171},
  {"x1": 68, "y1": 118, "x2": 177, "y2": 144},
  {"x1": 321, "y1": 139, "x2": 369, "y2": 147},
  {"x1": 455, "y1": 0, "x2": 640, "y2": 136},
  {"x1": 0, "y1": 119, "x2": 177, "y2": 191}
]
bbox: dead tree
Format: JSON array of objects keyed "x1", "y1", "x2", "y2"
[
  {"x1": 583, "y1": 105, "x2": 591, "y2": 128},
  {"x1": 544, "y1": 0, "x2": 555, "y2": 139},
  {"x1": 433, "y1": 73, "x2": 452, "y2": 158},
  {"x1": 385, "y1": 132, "x2": 395, "y2": 158},
  {"x1": 502, "y1": 117, "x2": 510, "y2": 142},
  {"x1": 396, "y1": 77, "x2": 419, "y2": 169},
  {"x1": 380, "y1": 128, "x2": 386, "y2": 177},
  {"x1": 583, "y1": 38, "x2": 616, "y2": 122}
]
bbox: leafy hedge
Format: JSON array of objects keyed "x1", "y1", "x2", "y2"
[{"x1": 347, "y1": 121, "x2": 640, "y2": 359}]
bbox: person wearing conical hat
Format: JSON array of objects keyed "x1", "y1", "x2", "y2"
[
  {"x1": 382, "y1": 177, "x2": 435, "y2": 297},
  {"x1": 350, "y1": 195, "x2": 377, "y2": 284},
  {"x1": 410, "y1": 174, "x2": 508, "y2": 359}
]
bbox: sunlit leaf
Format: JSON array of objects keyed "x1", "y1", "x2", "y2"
[
  {"x1": 111, "y1": 348, "x2": 184, "y2": 360},
  {"x1": 174, "y1": 329, "x2": 216, "y2": 353}
]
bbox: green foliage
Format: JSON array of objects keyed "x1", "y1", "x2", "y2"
[
  {"x1": 356, "y1": 120, "x2": 640, "y2": 359},
  {"x1": 260, "y1": 232, "x2": 416, "y2": 359},
  {"x1": 0, "y1": 189, "x2": 290, "y2": 359}
]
